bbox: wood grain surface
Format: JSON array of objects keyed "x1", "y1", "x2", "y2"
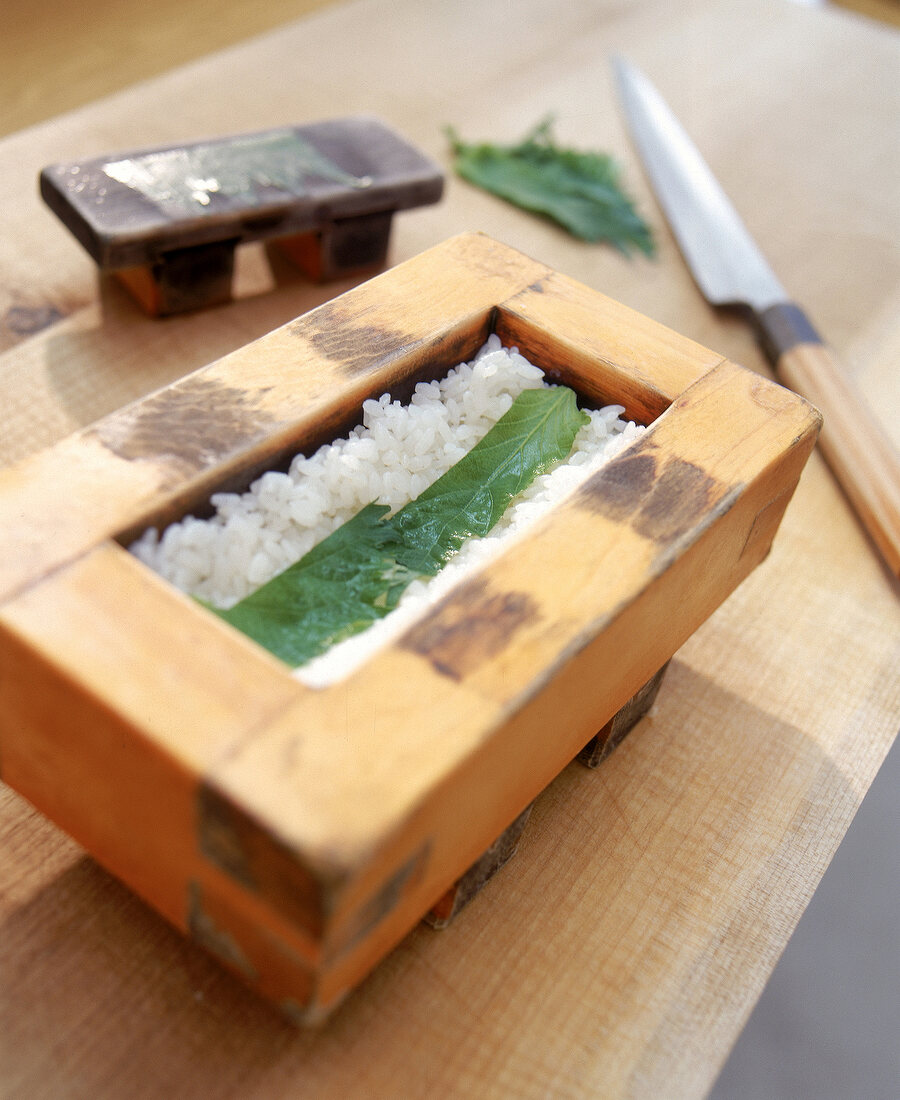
[
  {"x1": 0, "y1": 0, "x2": 898, "y2": 1096},
  {"x1": 775, "y1": 339, "x2": 900, "y2": 574}
]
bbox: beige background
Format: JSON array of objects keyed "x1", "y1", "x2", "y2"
[{"x1": 0, "y1": 1, "x2": 898, "y2": 1097}]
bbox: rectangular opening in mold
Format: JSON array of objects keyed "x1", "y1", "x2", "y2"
[{"x1": 118, "y1": 308, "x2": 664, "y2": 685}]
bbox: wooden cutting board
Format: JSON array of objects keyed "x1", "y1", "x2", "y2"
[{"x1": 0, "y1": 0, "x2": 897, "y2": 1096}]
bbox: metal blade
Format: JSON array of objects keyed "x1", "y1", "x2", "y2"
[{"x1": 613, "y1": 56, "x2": 787, "y2": 313}]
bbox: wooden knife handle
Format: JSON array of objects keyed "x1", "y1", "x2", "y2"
[{"x1": 759, "y1": 303, "x2": 900, "y2": 576}]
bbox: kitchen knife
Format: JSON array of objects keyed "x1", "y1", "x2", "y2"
[{"x1": 613, "y1": 56, "x2": 900, "y2": 576}]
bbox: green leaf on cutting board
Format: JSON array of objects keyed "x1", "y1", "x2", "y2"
[
  {"x1": 210, "y1": 385, "x2": 589, "y2": 667},
  {"x1": 446, "y1": 118, "x2": 655, "y2": 256}
]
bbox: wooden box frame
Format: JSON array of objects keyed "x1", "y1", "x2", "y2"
[{"x1": 0, "y1": 233, "x2": 820, "y2": 1023}]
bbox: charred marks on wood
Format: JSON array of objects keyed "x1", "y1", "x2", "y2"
[
  {"x1": 197, "y1": 782, "x2": 326, "y2": 937},
  {"x1": 90, "y1": 376, "x2": 275, "y2": 472},
  {"x1": 310, "y1": 314, "x2": 394, "y2": 371},
  {"x1": 333, "y1": 841, "x2": 431, "y2": 957},
  {"x1": 188, "y1": 880, "x2": 319, "y2": 1010},
  {"x1": 634, "y1": 456, "x2": 727, "y2": 544},
  {"x1": 187, "y1": 881, "x2": 258, "y2": 981},
  {"x1": 581, "y1": 449, "x2": 659, "y2": 522},
  {"x1": 297, "y1": 302, "x2": 419, "y2": 377},
  {"x1": 298, "y1": 302, "x2": 492, "y2": 394},
  {"x1": 577, "y1": 442, "x2": 735, "y2": 545},
  {"x1": 200, "y1": 776, "x2": 434, "y2": 964},
  {"x1": 402, "y1": 577, "x2": 539, "y2": 680}
]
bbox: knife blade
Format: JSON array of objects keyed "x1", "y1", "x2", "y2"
[{"x1": 613, "y1": 56, "x2": 900, "y2": 577}]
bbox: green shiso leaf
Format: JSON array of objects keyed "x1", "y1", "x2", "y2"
[
  {"x1": 211, "y1": 385, "x2": 589, "y2": 667},
  {"x1": 208, "y1": 502, "x2": 416, "y2": 667},
  {"x1": 391, "y1": 386, "x2": 588, "y2": 573},
  {"x1": 446, "y1": 118, "x2": 655, "y2": 257}
]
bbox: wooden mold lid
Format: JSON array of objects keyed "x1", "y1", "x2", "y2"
[
  {"x1": 39, "y1": 116, "x2": 445, "y2": 313},
  {"x1": 39, "y1": 116, "x2": 444, "y2": 269}
]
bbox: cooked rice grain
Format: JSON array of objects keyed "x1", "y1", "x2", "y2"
[{"x1": 130, "y1": 337, "x2": 644, "y2": 683}]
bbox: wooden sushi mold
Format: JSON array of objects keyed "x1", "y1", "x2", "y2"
[
  {"x1": 0, "y1": 233, "x2": 821, "y2": 1024},
  {"x1": 39, "y1": 117, "x2": 444, "y2": 315}
]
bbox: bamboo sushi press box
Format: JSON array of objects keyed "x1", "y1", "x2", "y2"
[{"x1": 0, "y1": 233, "x2": 820, "y2": 1023}]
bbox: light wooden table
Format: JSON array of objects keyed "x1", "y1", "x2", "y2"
[{"x1": 1, "y1": 0, "x2": 898, "y2": 1096}]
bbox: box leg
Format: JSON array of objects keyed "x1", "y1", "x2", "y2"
[
  {"x1": 113, "y1": 238, "x2": 238, "y2": 316},
  {"x1": 577, "y1": 662, "x2": 670, "y2": 768},
  {"x1": 424, "y1": 804, "x2": 534, "y2": 929},
  {"x1": 424, "y1": 664, "x2": 669, "y2": 928},
  {"x1": 277, "y1": 210, "x2": 394, "y2": 282}
]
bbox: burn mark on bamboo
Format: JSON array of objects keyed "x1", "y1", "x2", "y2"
[
  {"x1": 633, "y1": 457, "x2": 725, "y2": 544},
  {"x1": 90, "y1": 376, "x2": 275, "y2": 472},
  {"x1": 298, "y1": 304, "x2": 494, "y2": 399},
  {"x1": 298, "y1": 301, "x2": 419, "y2": 377},
  {"x1": 197, "y1": 782, "x2": 327, "y2": 936},
  {"x1": 582, "y1": 450, "x2": 659, "y2": 521},
  {"x1": 578, "y1": 442, "x2": 733, "y2": 546},
  {"x1": 187, "y1": 881, "x2": 258, "y2": 980},
  {"x1": 333, "y1": 842, "x2": 431, "y2": 956},
  {"x1": 402, "y1": 577, "x2": 539, "y2": 680}
]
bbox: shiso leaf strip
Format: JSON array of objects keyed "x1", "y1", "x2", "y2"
[
  {"x1": 446, "y1": 118, "x2": 655, "y2": 256},
  {"x1": 206, "y1": 502, "x2": 415, "y2": 668},
  {"x1": 210, "y1": 385, "x2": 589, "y2": 667}
]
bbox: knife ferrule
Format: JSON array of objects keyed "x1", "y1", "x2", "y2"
[{"x1": 757, "y1": 302, "x2": 823, "y2": 365}]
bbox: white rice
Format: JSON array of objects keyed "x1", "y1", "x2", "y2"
[{"x1": 130, "y1": 336, "x2": 644, "y2": 684}]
